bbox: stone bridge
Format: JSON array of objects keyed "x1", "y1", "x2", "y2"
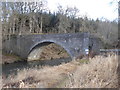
[{"x1": 3, "y1": 33, "x2": 101, "y2": 60}]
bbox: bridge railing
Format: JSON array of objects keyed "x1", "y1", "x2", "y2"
[{"x1": 100, "y1": 49, "x2": 120, "y2": 55}]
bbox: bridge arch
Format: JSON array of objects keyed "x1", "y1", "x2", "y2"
[{"x1": 27, "y1": 40, "x2": 72, "y2": 60}]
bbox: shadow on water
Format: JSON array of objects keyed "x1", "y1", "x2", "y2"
[{"x1": 2, "y1": 57, "x2": 72, "y2": 76}]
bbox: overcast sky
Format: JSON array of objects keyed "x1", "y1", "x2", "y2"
[{"x1": 47, "y1": 0, "x2": 118, "y2": 21}]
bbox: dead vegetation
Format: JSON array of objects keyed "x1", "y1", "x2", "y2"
[
  {"x1": 63, "y1": 54, "x2": 119, "y2": 88},
  {"x1": 39, "y1": 43, "x2": 69, "y2": 60},
  {"x1": 2, "y1": 54, "x2": 21, "y2": 64},
  {"x1": 2, "y1": 61, "x2": 77, "y2": 88},
  {"x1": 1, "y1": 54, "x2": 119, "y2": 88}
]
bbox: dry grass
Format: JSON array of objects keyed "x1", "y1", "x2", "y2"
[
  {"x1": 28, "y1": 43, "x2": 69, "y2": 61},
  {"x1": 1, "y1": 53, "x2": 119, "y2": 88},
  {"x1": 62, "y1": 54, "x2": 119, "y2": 88},
  {"x1": 2, "y1": 54, "x2": 21, "y2": 64},
  {"x1": 2, "y1": 61, "x2": 77, "y2": 88},
  {"x1": 39, "y1": 43, "x2": 69, "y2": 60}
]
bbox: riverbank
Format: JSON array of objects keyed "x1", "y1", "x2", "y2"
[
  {"x1": 1, "y1": 54, "x2": 119, "y2": 88},
  {"x1": 2, "y1": 54, "x2": 22, "y2": 64}
]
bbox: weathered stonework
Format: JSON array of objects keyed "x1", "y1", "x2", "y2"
[{"x1": 3, "y1": 33, "x2": 101, "y2": 60}]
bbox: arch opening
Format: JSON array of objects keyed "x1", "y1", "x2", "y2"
[{"x1": 27, "y1": 41, "x2": 71, "y2": 61}]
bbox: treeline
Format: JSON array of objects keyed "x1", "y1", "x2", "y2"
[{"x1": 1, "y1": 1, "x2": 118, "y2": 48}]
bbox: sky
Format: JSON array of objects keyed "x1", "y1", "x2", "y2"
[{"x1": 47, "y1": 0, "x2": 118, "y2": 21}]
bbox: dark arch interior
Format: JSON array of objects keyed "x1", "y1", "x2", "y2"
[{"x1": 28, "y1": 41, "x2": 72, "y2": 66}]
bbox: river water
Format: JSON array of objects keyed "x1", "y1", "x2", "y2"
[{"x1": 2, "y1": 57, "x2": 71, "y2": 77}]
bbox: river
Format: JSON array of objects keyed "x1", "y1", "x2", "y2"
[{"x1": 2, "y1": 57, "x2": 72, "y2": 77}]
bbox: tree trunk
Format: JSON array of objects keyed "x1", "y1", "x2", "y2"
[
  {"x1": 40, "y1": 16, "x2": 42, "y2": 33},
  {"x1": 29, "y1": 17, "x2": 32, "y2": 33},
  {"x1": 12, "y1": 18, "x2": 15, "y2": 34}
]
